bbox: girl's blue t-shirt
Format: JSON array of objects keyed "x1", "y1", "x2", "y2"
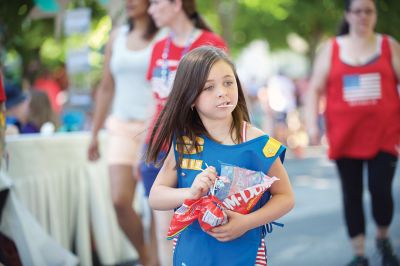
[{"x1": 172, "y1": 133, "x2": 286, "y2": 266}]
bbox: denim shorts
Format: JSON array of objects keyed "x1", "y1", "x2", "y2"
[{"x1": 139, "y1": 144, "x2": 166, "y2": 197}]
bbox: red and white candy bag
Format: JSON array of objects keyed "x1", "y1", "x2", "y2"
[{"x1": 167, "y1": 175, "x2": 278, "y2": 239}]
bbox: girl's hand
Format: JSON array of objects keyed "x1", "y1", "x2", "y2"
[
  {"x1": 188, "y1": 166, "x2": 217, "y2": 199},
  {"x1": 208, "y1": 210, "x2": 249, "y2": 242}
]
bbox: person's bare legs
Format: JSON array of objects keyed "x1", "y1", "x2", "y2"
[
  {"x1": 376, "y1": 226, "x2": 389, "y2": 239},
  {"x1": 153, "y1": 210, "x2": 174, "y2": 266},
  {"x1": 350, "y1": 234, "x2": 366, "y2": 256},
  {"x1": 148, "y1": 212, "x2": 160, "y2": 265},
  {"x1": 109, "y1": 165, "x2": 149, "y2": 265}
]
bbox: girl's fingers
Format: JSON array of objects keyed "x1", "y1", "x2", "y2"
[
  {"x1": 192, "y1": 167, "x2": 218, "y2": 196},
  {"x1": 203, "y1": 179, "x2": 213, "y2": 190},
  {"x1": 205, "y1": 166, "x2": 217, "y2": 176},
  {"x1": 197, "y1": 180, "x2": 211, "y2": 193},
  {"x1": 205, "y1": 176, "x2": 214, "y2": 187},
  {"x1": 209, "y1": 174, "x2": 217, "y2": 183},
  {"x1": 205, "y1": 171, "x2": 217, "y2": 182},
  {"x1": 208, "y1": 231, "x2": 229, "y2": 242},
  {"x1": 199, "y1": 174, "x2": 212, "y2": 187}
]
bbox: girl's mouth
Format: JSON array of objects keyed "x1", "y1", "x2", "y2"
[{"x1": 217, "y1": 103, "x2": 234, "y2": 108}]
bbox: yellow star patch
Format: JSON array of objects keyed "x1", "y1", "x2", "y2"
[{"x1": 262, "y1": 137, "x2": 281, "y2": 158}]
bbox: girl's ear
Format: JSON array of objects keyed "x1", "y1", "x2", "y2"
[{"x1": 191, "y1": 104, "x2": 195, "y2": 111}]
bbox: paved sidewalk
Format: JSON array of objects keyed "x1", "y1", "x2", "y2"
[{"x1": 267, "y1": 147, "x2": 400, "y2": 266}]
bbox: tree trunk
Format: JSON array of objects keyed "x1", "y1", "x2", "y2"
[{"x1": 215, "y1": 0, "x2": 238, "y2": 47}]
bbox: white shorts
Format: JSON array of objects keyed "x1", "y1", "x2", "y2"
[{"x1": 105, "y1": 116, "x2": 146, "y2": 166}]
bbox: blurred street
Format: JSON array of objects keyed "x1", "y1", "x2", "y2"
[{"x1": 267, "y1": 147, "x2": 400, "y2": 266}]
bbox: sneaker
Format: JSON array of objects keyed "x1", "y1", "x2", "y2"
[
  {"x1": 346, "y1": 256, "x2": 369, "y2": 266},
  {"x1": 377, "y1": 238, "x2": 400, "y2": 266}
]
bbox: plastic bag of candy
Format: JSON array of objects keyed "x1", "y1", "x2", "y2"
[
  {"x1": 214, "y1": 163, "x2": 278, "y2": 201},
  {"x1": 167, "y1": 164, "x2": 279, "y2": 239}
]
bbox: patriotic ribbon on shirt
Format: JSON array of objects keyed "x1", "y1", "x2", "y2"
[{"x1": 342, "y1": 73, "x2": 382, "y2": 104}]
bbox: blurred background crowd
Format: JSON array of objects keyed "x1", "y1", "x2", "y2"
[{"x1": 1, "y1": 0, "x2": 398, "y2": 149}]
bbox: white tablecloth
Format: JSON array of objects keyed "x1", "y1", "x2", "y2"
[
  {"x1": 0, "y1": 171, "x2": 78, "y2": 266},
  {"x1": 3, "y1": 132, "x2": 139, "y2": 265}
]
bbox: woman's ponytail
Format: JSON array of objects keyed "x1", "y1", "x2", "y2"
[
  {"x1": 337, "y1": 18, "x2": 349, "y2": 36},
  {"x1": 191, "y1": 11, "x2": 212, "y2": 32},
  {"x1": 181, "y1": 0, "x2": 213, "y2": 32}
]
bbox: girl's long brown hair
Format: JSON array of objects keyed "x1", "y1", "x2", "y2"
[{"x1": 145, "y1": 46, "x2": 250, "y2": 167}]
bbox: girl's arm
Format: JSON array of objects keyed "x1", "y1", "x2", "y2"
[
  {"x1": 149, "y1": 148, "x2": 188, "y2": 210},
  {"x1": 209, "y1": 157, "x2": 294, "y2": 242},
  {"x1": 245, "y1": 158, "x2": 294, "y2": 227},
  {"x1": 149, "y1": 148, "x2": 217, "y2": 210}
]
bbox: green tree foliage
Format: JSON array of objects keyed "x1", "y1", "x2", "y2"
[
  {"x1": 0, "y1": 0, "x2": 35, "y2": 64},
  {"x1": 2, "y1": 0, "x2": 400, "y2": 79},
  {"x1": 375, "y1": 0, "x2": 400, "y2": 39},
  {"x1": 0, "y1": 0, "x2": 107, "y2": 82},
  {"x1": 199, "y1": 0, "x2": 400, "y2": 60},
  {"x1": 0, "y1": 0, "x2": 34, "y2": 49}
]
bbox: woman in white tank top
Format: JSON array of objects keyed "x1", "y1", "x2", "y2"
[{"x1": 87, "y1": 1, "x2": 159, "y2": 265}]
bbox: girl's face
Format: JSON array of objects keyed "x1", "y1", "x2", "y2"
[
  {"x1": 194, "y1": 60, "x2": 239, "y2": 123},
  {"x1": 345, "y1": 0, "x2": 376, "y2": 34},
  {"x1": 126, "y1": 0, "x2": 149, "y2": 19},
  {"x1": 148, "y1": 0, "x2": 178, "y2": 28}
]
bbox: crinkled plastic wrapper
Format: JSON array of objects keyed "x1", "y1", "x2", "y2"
[{"x1": 167, "y1": 164, "x2": 279, "y2": 239}]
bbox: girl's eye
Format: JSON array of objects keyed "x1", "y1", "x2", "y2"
[
  {"x1": 224, "y1": 81, "x2": 234, "y2": 87},
  {"x1": 203, "y1": 85, "x2": 213, "y2": 91}
]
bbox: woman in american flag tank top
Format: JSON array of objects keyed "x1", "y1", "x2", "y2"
[{"x1": 306, "y1": 0, "x2": 400, "y2": 266}]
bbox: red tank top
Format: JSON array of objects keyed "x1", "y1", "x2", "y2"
[{"x1": 326, "y1": 35, "x2": 399, "y2": 159}]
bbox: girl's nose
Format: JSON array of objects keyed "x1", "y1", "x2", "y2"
[{"x1": 217, "y1": 86, "x2": 227, "y2": 97}]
